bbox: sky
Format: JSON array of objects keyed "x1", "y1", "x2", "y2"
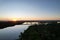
[{"x1": 0, "y1": 0, "x2": 60, "y2": 20}]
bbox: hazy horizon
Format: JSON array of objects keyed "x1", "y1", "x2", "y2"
[{"x1": 0, "y1": 0, "x2": 60, "y2": 20}]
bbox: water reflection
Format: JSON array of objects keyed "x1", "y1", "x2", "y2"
[{"x1": 0, "y1": 25, "x2": 29, "y2": 40}]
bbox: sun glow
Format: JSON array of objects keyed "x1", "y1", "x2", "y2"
[
  {"x1": 10, "y1": 18, "x2": 20, "y2": 21},
  {"x1": 12, "y1": 19, "x2": 17, "y2": 21}
]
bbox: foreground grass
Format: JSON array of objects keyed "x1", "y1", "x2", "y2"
[{"x1": 18, "y1": 23, "x2": 60, "y2": 40}]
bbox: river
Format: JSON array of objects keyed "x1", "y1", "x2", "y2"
[{"x1": 0, "y1": 25, "x2": 29, "y2": 40}]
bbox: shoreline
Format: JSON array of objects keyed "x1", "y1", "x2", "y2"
[{"x1": 18, "y1": 23, "x2": 60, "y2": 40}]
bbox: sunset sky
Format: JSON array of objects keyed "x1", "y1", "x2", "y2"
[{"x1": 0, "y1": 0, "x2": 60, "y2": 20}]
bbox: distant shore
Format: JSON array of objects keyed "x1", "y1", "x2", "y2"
[
  {"x1": 0, "y1": 20, "x2": 60, "y2": 29},
  {"x1": 0, "y1": 21, "x2": 24, "y2": 29}
]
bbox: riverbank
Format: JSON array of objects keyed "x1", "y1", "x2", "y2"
[
  {"x1": 0, "y1": 21, "x2": 24, "y2": 29},
  {"x1": 18, "y1": 23, "x2": 60, "y2": 40}
]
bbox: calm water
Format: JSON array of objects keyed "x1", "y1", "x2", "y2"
[{"x1": 0, "y1": 25, "x2": 29, "y2": 40}]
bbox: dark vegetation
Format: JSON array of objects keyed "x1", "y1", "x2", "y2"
[
  {"x1": 0, "y1": 21, "x2": 24, "y2": 29},
  {"x1": 18, "y1": 23, "x2": 60, "y2": 40}
]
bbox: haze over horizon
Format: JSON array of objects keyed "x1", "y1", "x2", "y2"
[{"x1": 0, "y1": 0, "x2": 60, "y2": 20}]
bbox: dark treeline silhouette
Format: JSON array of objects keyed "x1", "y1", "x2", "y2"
[
  {"x1": 17, "y1": 23, "x2": 60, "y2": 40},
  {"x1": 0, "y1": 20, "x2": 59, "y2": 29},
  {"x1": 0, "y1": 21, "x2": 24, "y2": 29}
]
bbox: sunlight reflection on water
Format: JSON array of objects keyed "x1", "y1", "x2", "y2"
[{"x1": 0, "y1": 25, "x2": 29, "y2": 40}]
